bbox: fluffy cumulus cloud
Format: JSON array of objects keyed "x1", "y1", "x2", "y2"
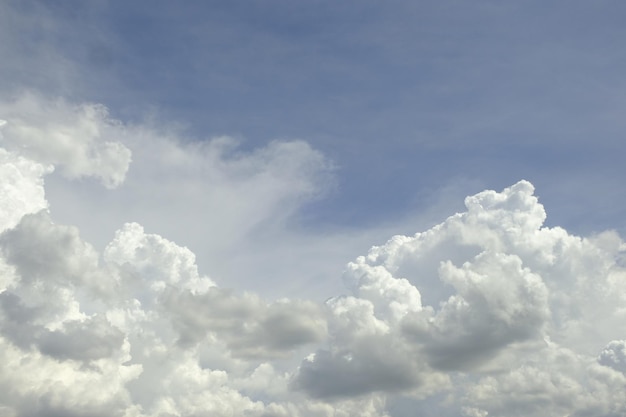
[
  {"x1": 2, "y1": 95, "x2": 626, "y2": 416},
  {"x1": 293, "y1": 181, "x2": 626, "y2": 416}
]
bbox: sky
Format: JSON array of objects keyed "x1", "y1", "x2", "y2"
[{"x1": 1, "y1": 1, "x2": 626, "y2": 416}]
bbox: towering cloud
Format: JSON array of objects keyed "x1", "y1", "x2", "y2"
[{"x1": 1, "y1": 96, "x2": 626, "y2": 416}]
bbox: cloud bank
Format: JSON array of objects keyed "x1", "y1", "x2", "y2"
[{"x1": 2, "y1": 95, "x2": 626, "y2": 416}]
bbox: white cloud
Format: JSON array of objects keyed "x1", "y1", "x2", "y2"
[
  {"x1": 0, "y1": 92, "x2": 131, "y2": 188},
  {"x1": 104, "y1": 222, "x2": 214, "y2": 294},
  {"x1": 2, "y1": 94, "x2": 626, "y2": 416},
  {"x1": 20, "y1": 95, "x2": 339, "y2": 303},
  {"x1": 0, "y1": 133, "x2": 337, "y2": 416},
  {"x1": 0, "y1": 145, "x2": 50, "y2": 233},
  {"x1": 293, "y1": 181, "x2": 626, "y2": 416}
]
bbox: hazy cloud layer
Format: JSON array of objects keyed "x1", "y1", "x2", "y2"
[{"x1": 2, "y1": 96, "x2": 626, "y2": 416}]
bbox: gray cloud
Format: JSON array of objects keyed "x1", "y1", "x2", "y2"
[
  {"x1": 598, "y1": 340, "x2": 626, "y2": 374},
  {"x1": 37, "y1": 315, "x2": 125, "y2": 361},
  {"x1": 161, "y1": 286, "x2": 326, "y2": 357},
  {"x1": 292, "y1": 341, "x2": 426, "y2": 399},
  {"x1": 0, "y1": 211, "x2": 99, "y2": 287},
  {"x1": 404, "y1": 252, "x2": 549, "y2": 371}
]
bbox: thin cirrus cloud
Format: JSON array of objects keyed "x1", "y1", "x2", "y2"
[{"x1": 2, "y1": 95, "x2": 626, "y2": 416}]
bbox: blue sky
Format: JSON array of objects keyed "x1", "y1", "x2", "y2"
[
  {"x1": 4, "y1": 0, "x2": 626, "y2": 234},
  {"x1": 2, "y1": 1, "x2": 626, "y2": 416}
]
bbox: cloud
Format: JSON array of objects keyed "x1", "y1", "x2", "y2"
[
  {"x1": 0, "y1": 145, "x2": 50, "y2": 232},
  {"x1": 0, "y1": 92, "x2": 131, "y2": 188},
  {"x1": 0, "y1": 181, "x2": 331, "y2": 417},
  {"x1": 1, "y1": 211, "x2": 100, "y2": 290},
  {"x1": 293, "y1": 181, "x2": 626, "y2": 416},
  {"x1": 408, "y1": 251, "x2": 549, "y2": 371},
  {"x1": 2, "y1": 95, "x2": 626, "y2": 416},
  {"x1": 161, "y1": 287, "x2": 326, "y2": 356},
  {"x1": 464, "y1": 343, "x2": 626, "y2": 417},
  {"x1": 598, "y1": 340, "x2": 626, "y2": 374},
  {"x1": 17, "y1": 92, "x2": 337, "y2": 294},
  {"x1": 105, "y1": 222, "x2": 326, "y2": 358},
  {"x1": 0, "y1": 94, "x2": 342, "y2": 416}
]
